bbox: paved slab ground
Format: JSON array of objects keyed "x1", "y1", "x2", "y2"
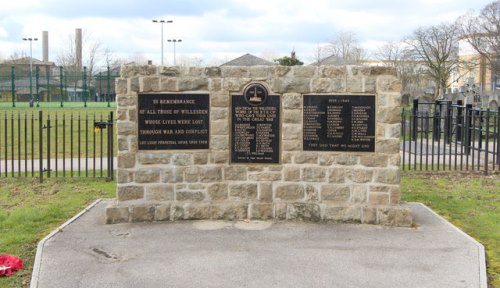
[{"x1": 30, "y1": 201, "x2": 487, "y2": 288}]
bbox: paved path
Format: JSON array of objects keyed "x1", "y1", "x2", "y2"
[{"x1": 30, "y1": 201, "x2": 487, "y2": 288}]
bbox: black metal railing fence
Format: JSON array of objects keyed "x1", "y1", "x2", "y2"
[
  {"x1": 0, "y1": 111, "x2": 114, "y2": 182},
  {"x1": 2, "y1": 99, "x2": 498, "y2": 180},
  {"x1": 402, "y1": 99, "x2": 500, "y2": 174}
]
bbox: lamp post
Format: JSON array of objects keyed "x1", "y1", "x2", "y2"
[
  {"x1": 22, "y1": 37, "x2": 38, "y2": 106},
  {"x1": 167, "y1": 39, "x2": 182, "y2": 66},
  {"x1": 152, "y1": 19, "x2": 173, "y2": 65}
]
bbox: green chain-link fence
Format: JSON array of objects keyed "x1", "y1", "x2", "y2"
[{"x1": 0, "y1": 64, "x2": 119, "y2": 108}]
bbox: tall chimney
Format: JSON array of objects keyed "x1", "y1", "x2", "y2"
[
  {"x1": 42, "y1": 31, "x2": 48, "y2": 62},
  {"x1": 75, "y1": 28, "x2": 82, "y2": 68}
]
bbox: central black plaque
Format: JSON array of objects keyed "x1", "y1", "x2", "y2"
[
  {"x1": 231, "y1": 94, "x2": 280, "y2": 163},
  {"x1": 303, "y1": 95, "x2": 375, "y2": 152},
  {"x1": 138, "y1": 93, "x2": 209, "y2": 150}
]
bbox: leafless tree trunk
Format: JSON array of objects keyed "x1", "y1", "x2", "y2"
[
  {"x1": 405, "y1": 23, "x2": 460, "y2": 99},
  {"x1": 308, "y1": 43, "x2": 329, "y2": 66},
  {"x1": 56, "y1": 30, "x2": 115, "y2": 101},
  {"x1": 101, "y1": 48, "x2": 122, "y2": 71},
  {"x1": 375, "y1": 41, "x2": 427, "y2": 98},
  {"x1": 326, "y1": 31, "x2": 366, "y2": 65},
  {"x1": 458, "y1": 1, "x2": 500, "y2": 84}
]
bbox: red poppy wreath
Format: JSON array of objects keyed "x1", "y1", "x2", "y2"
[{"x1": 0, "y1": 254, "x2": 23, "y2": 277}]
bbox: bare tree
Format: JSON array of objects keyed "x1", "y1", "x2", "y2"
[
  {"x1": 176, "y1": 55, "x2": 204, "y2": 67},
  {"x1": 375, "y1": 41, "x2": 426, "y2": 98},
  {"x1": 56, "y1": 34, "x2": 77, "y2": 68},
  {"x1": 127, "y1": 53, "x2": 150, "y2": 65},
  {"x1": 405, "y1": 23, "x2": 460, "y2": 99},
  {"x1": 56, "y1": 30, "x2": 119, "y2": 101},
  {"x1": 0, "y1": 51, "x2": 28, "y2": 75},
  {"x1": 458, "y1": 1, "x2": 500, "y2": 78},
  {"x1": 8, "y1": 51, "x2": 28, "y2": 63},
  {"x1": 325, "y1": 31, "x2": 366, "y2": 65},
  {"x1": 56, "y1": 30, "x2": 109, "y2": 73},
  {"x1": 375, "y1": 41, "x2": 405, "y2": 64},
  {"x1": 102, "y1": 48, "x2": 114, "y2": 68},
  {"x1": 85, "y1": 40, "x2": 101, "y2": 78},
  {"x1": 308, "y1": 43, "x2": 329, "y2": 66}
]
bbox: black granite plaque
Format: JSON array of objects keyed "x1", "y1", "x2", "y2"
[
  {"x1": 231, "y1": 94, "x2": 280, "y2": 163},
  {"x1": 303, "y1": 95, "x2": 375, "y2": 152},
  {"x1": 138, "y1": 93, "x2": 209, "y2": 150}
]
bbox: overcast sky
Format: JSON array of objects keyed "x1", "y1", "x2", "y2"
[{"x1": 0, "y1": 0, "x2": 493, "y2": 67}]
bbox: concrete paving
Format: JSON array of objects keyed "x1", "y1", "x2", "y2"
[{"x1": 30, "y1": 201, "x2": 487, "y2": 288}]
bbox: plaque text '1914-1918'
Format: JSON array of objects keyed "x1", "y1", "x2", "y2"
[{"x1": 138, "y1": 93, "x2": 210, "y2": 150}]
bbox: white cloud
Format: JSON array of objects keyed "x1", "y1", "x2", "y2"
[
  {"x1": 0, "y1": 0, "x2": 495, "y2": 65},
  {"x1": 0, "y1": 0, "x2": 41, "y2": 12},
  {"x1": 0, "y1": 27, "x2": 8, "y2": 38}
]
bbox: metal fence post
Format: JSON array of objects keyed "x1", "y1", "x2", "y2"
[
  {"x1": 59, "y1": 66, "x2": 64, "y2": 107},
  {"x1": 108, "y1": 111, "x2": 114, "y2": 180},
  {"x1": 39, "y1": 111, "x2": 43, "y2": 183},
  {"x1": 444, "y1": 100, "x2": 452, "y2": 144},
  {"x1": 485, "y1": 109, "x2": 490, "y2": 175},
  {"x1": 107, "y1": 66, "x2": 111, "y2": 107},
  {"x1": 47, "y1": 114, "x2": 51, "y2": 178},
  {"x1": 36, "y1": 66, "x2": 40, "y2": 107},
  {"x1": 496, "y1": 112, "x2": 500, "y2": 168},
  {"x1": 456, "y1": 100, "x2": 463, "y2": 141},
  {"x1": 433, "y1": 100, "x2": 441, "y2": 141},
  {"x1": 83, "y1": 66, "x2": 87, "y2": 107},
  {"x1": 99, "y1": 72, "x2": 102, "y2": 102},
  {"x1": 465, "y1": 104, "x2": 473, "y2": 155},
  {"x1": 478, "y1": 110, "x2": 484, "y2": 154},
  {"x1": 64, "y1": 71, "x2": 68, "y2": 103},
  {"x1": 46, "y1": 66, "x2": 51, "y2": 102},
  {"x1": 11, "y1": 66, "x2": 16, "y2": 107},
  {"x1": 411, "y1": 99, "x2": 418, "y2": 141}
]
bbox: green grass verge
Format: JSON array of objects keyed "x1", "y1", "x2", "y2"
[
  {"x1": 401, "y1": 171, "x2": 500, "y2": 288},
  {"x1": 0, "y1": 177, "x2": 115, "y2": 288},
  {"x1": 0, "y1": 105, "x2": 116, "y2": 160},
  {"x1": 0, "y1": 102, "x2": 116, "y2": 109}
]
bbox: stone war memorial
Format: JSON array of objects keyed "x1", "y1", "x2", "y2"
[{"x1": 106, "y1": 64, "x2": 413, "y2": 226}]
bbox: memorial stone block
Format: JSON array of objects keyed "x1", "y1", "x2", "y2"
[{"x1": 107, "y1": 65, "x2": 413, "y2": 227}]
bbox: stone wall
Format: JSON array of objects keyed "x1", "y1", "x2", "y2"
[{"x1": 106, "y1": 65, "x2": 413, "y2": 226}]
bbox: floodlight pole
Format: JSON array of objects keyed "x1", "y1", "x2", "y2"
[
  {"x1": 23, "y1": 37, "x2": 38, "y2": 105},
  {"x1": 167, "y1": 39, "x2": 182, "y2": 66},
  {"x1": 152, "y1": 19, "x2": 173, "y2": 65}
]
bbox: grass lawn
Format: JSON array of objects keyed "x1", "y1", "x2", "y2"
[
  {"x1": 401, "y1": 171, "x2": 500, "y2": 288},
  {"x1": 0, "y1": 177, "x2": 115, "y2": 288}
]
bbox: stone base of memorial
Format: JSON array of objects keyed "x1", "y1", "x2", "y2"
[{"x1": 106, "y1": 65, "x2": 412, "y2": 227}]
